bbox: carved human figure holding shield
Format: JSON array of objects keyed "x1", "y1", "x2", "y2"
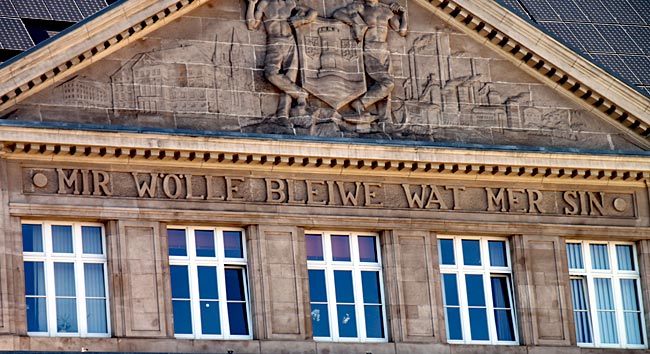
[{"x1": 246, "y1": 0, "x2": 317, "y2": 117}]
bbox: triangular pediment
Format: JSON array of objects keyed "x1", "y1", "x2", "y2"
[{"x1": 1, "y1": 0, "x2": 648, "y2": 151}]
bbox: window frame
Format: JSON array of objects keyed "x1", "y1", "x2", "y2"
[
  {"x1": 438, "y1": 235, "x2": 519, "y2": 345},
  {"x1": 306, "y1": 231, "x2": 388, "y2": 343},
  {"x1": 167, "y1": 226, "x2": 252, "y2": 340},
  {"x1": 22, "y1": 221, "x2": 110, "y2": 338},
  {"x1": 567, "y1": 240, "x2": 647, "y2": 349}
]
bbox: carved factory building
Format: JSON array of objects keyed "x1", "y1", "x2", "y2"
[{"x1": 0, "y1": 0, "x2": 650, "y2": 353}]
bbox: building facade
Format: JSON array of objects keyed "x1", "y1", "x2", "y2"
[{"x1": 0, "y1": 0, "x2": 649, "y2": 353}]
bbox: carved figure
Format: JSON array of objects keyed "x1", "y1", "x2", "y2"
[
  {"x1": 333, "y1": 0, "x2": 407, "y2": 118},
  {"x1": 246, "y1": 0, "x2": 317, "y2": 117}
]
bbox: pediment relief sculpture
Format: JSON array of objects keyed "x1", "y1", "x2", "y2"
[{"x1": 1, "y1": 0, "x2": 642, "y2": 151}]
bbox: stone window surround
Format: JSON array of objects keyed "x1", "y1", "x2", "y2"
[
  {"x1": 567, "y1": 240, "x2": 648, "y2": 349},
  {"x1": 167, "y1": 226, "x2": 253, "y2": 340},
  {"x1": 21, "y1": 221, "x2": 110, "y2": 338},
  {"x1": 306, "y1": 231, "x2": 387, "y2": 343},
  {"x1": 437, "y1": 235, "x2": 518, "y2": 345}
]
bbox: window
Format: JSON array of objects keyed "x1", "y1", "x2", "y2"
[
  {"x1": 167, "y1": 227, "x2": 251, "y2": 339},
  {"x1": 306, "y1": 231, "x2": 386, "y2": 342},
  {"x1": 22, "y1": 222, "x2": 110, "y2": 337},
  {"x1": 567, "y1": 241, "x2": 646, "y2": 348},
  {"x1": 438, "y1": 236, "x2": 517, "y2": 345}
]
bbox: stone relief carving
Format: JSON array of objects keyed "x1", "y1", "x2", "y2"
[{"x1": 2, "y1": 0, "x2": 640, "y2": 150}]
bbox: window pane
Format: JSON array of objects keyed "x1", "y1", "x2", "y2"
[
  {"x1": 616, "y1": 245, "x2": 634, "y2": 271},
  {"x1": 225, "y1": 268, "x2": 246, "y2": 301},
  {"x1": 465, "y1": 274, "x2": 485, "y2": 307},
  {"x1": 445, "y1": 307, "x2": 462, "y2": 340},
  {"x1": 598, "y1": 311, "x2": 619, "y2": 344},
  {"x1": 81, "y1": 226, "x2": 103, "y2": 254},
  {"x1": 52, "y1": 225, "x2": 73, "y2": 253},
  {"x1": 438, "y1": 239, "x2": 455, "y2": 265},
  {"x1": 311, "y1": 303, "x2": 330, "y2": 337},
  {"x1": 571, "y1": 278, "x2": 589, "y2": 311},
  {"x1": 590, "y1": 244, "x2": 610, "y2": 270},
  {"x1": 170, "y1": 265, "x2": 190, "y2": 299},
  {"x1": 490, "y1": 277, "x2": 511, "y2": 308},
  {"x1": 86, "y1": 299, "x2": 107, "y2": 333},
  {"x1": 167, "y1": 229, "x2": 187, "y2": 257},
  {"x1": 334, "y1": 270, "x2": 354, "y2": 303},
  {"x1": 306, "y1": 234, "x2": 324, "y2": 261},
  {"x1": 361, "y1": 271, "x2": 381, "y2": 304},
  {"x1": 570, "y1": 278, "x2": 592, "y2": 343},
  {"x1": 22, "y1": 224, "x2": 43, "y2": 252},
  {"x1": 198, "y1": 266, "x2": 218, "y2": 300},
  {"x1": 24, "y1": 261, "x2": 46, "y2": 296},
  {"x1": 574, "y1": 310, "x2": 592, "y2": 344},
  {"x1": 195, "y1": 230, "x2": 215, "y2": 257},
  {"x1": 172, "y1": 300, "x2": 192, "y2": 334},
  {"x1": 442, "y1": 273, "x2": 459, "y2": 307},
  {"x1": 364, "y1": 305, "x2": 384, "y2": 338},
  {"x1": 56, "y1": 298, "x2": 78, "y2": 333},
  {"x1": 200, "y1": 300, "x2": 221, "y2": 335},
  {"x1": 54, "y1": 262, "x2": 76, "y2": 297},
  {"x1": 227, "y1": 302, "x2": 249, "y2": 335},
  {"x1": 84, "y1": 263, "x2": 106, "y2": 298},
  {"x1": 625, "y1": 312, "x2": 644, "y2": 345},
  {"x1": 308, "y1": 270, "x2": 327, "y2": 303},
  {"x1": 594, "y1": 278, "x2": 614, "y2": 310},
  {"x1": 567, "y1": 243, "x2": 584, "y2": 270},
  {"x1": 594, "y1": 278, "x2": 618, "y2": 344},
  {"x1": 468, "y1": 308, "x2": 489, "y2": 341},
  {"x1": 462, "y1": 240, "x2": 481, "y2": 266},
  {"x1": 337, "y1": 304, "x2": 357, "y2": 338},
  {"x1": 494, "y1": 309, "x2": 514, "y2": 341},
  {"x1": 621, "y1": 279, "x2": 639, "y2": 311},
  {"x1": 224, "y1": 231, "x2": 244, "y2": 258},
  {"x1": 358, "y1": 236, "x2": 377, "y2": 262},
  {"x1": 26, "y1": 297, "x2": 47, "y2": 332},
  {"x1": 488, "y1": 241, "x2": 507, "y2": 267},
  {"x1": 331, "y1": 235, "x2": 351, "y2": 262}
]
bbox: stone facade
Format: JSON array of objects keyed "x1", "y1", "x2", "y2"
[{"x1": 0, "y1": 0, "x2": 649, "y2": 353}]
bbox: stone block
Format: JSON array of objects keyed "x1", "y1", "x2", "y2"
[{"x1": 260, "y1": 340, "x2": 317, "y2": 354}]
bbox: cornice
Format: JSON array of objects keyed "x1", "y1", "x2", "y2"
[
  {"x1": 413, "y1": 0, "x2": 650, "y2": 148},
  {"x1": 1, "y1": 126, "x2": 649, "y2": 186}
]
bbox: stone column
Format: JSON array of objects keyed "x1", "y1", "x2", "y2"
[
  {"x1": 1, "y1": 161, "x2": 20, "y2": 335},
  {"x1": 390, "y1": 229, "x2": 442, "y2": 344},
  {"x1": 114, "y1": 220, "x2": 171, "y2": 337},
  {"x1": 517, "y1": 235, "x2": 573, "y2": 346},
  {"x1": 255, "y1": 225, "x2": 309, "y2": 340}
]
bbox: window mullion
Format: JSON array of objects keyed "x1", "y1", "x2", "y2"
[
  {"x1": 326, "y1": 260, "x2": 339, "y2": 341},
  {"x1": 218, "y1": 262, "x2": 230, "y2": 338},
  {"x1": 483, "y1": 269, "x2": 497, "y2": 344},
  {"x1": 76, "y1": 259, "x2": 88, "y2": 336},
  {"x1": 457, "y1": 268, "x2": 470, "y2": 343},
  {"x1": 353, "y1": 266, "x2": 365, "y2": 341},
  {"x1": 611, "y1": 273, "x2": 627, "y2": 348},
  {"x1": 586, "y1": 275, "x2": 602, "y2": 347}
]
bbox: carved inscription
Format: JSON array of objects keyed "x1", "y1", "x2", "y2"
[{"x1": 26, "y1": 168, "x2": 637, "y2": 219}]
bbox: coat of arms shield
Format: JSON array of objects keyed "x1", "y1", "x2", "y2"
[{"x1": 296, "y1": 18, "x2": 366, "y2": 110}]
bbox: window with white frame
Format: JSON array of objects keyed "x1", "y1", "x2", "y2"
[
  {"x1": 567, "y1": 241, "x2": 646, "y2": 349},
  {"x1": 438, "y1": 236, "x2": 517, "y2": 345},
  {"x1": 22, "y1": 222, "x2": 110, "y2": 337},
  {"x1": 167, "y1": 227, "x2": 251, "y2": 339},
  {"x1": 305, "y1": 231, "x2": 386, "y2": 342}
]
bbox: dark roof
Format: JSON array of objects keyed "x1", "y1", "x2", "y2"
[
  {"x1": 0, "y1": 0, "x2": 116, "y2": 62},
  {"x1": 496, "y1": 0, "x2": 650, "y2": 97},
  {"x1": 0, "y1": 0, "x2": 648, "y2": 98}
]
